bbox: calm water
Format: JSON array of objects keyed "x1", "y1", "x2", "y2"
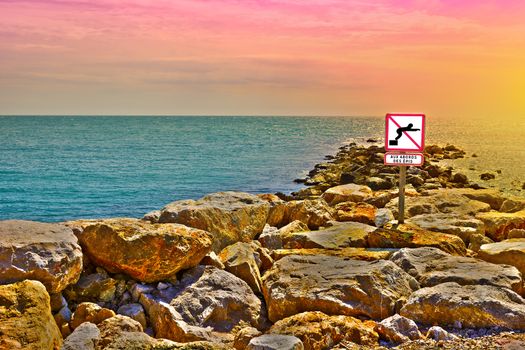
[{"x1": 1, "y1": 116, "x2": 523, "y2": 222}]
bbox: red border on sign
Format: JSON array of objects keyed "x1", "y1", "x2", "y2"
[
  {"x1": 385, "y1": 113, "x2": 426, "y2": 152},
  {"x1": 384, "y1": 152, "x2": 424, "y2": 166}
]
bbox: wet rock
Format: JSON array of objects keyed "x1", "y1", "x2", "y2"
[
  {"x1": 283, "y1": 221, "x2": 376, "y2": 249},
  {"x1": 139, "y1": 265, "x2": 266, "y2": 343},
  {"x1": 77, "y1": 218, "x2": 212, "y2": 282},
  {"x1": 218, "y1": 242, "x2": 263, "y2": 295},
  {"x1": 321, "y1": 184, "x2": 373, "y2": 205},
  {"x1": 117, "y1": 303, "x2": 147, "y2": 329},
  {"x1": 159, "y1": 192, "x2": 270, "y2": 251},
  {"x1": 476, "y1": 210, "x2": 525, "y2": 241},
  {"x1": 333, "y1": 202, "x2": 376, "y2": 225},
  {"x1": 70, "y1": 302, "x2": 116, "y2": 330},
  {"x1": 390, "y1": 247, "x2": 522, "y2": 294},
  {"x1": 262, "y1": 255, "x2": 418, "y2": 322},
  {"x1": 270, "y1": 247, "x2": 393, "y2": 262},
  {"x1": 376, "y1": 314, "x2": 422, "y2": 344},
  {"x1": 0, "y1": 220, "x2": 83, "y2": 293},
  {"x1": 478, "y1": 239, "x2": 525, "y2": 276},
  {"x1": 247, "y1": 334, "x2": 304, "y2": 350},
  {"x1": 407, "y1": 214, "x2": 485, "y2": 242},
  {"x1": 0, "y1": 280, "x2": 62, "y2": 350},
  {"x1": 268, "y1": 311, "x2": 378, "y2": 350},
  {"x1": 64, "y1": 272, "x2": 117, "y2": 303},
  {"x1": 368, "y1": 223, "x2": 467, "y2": 256},
  {"x1": 233, "y1": 327, "x2": 262, "y2": 350},
  {"x1": 400, "y1": 282, "x2": 525, "y2": 329}
]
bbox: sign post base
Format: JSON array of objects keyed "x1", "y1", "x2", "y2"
[{"x1": 398, "y1": 166, "x2": 407, "y2": 224}]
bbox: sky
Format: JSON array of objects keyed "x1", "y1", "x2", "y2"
[{"x1": 1, "y1": 0, "x2": 524, "y2": 118}]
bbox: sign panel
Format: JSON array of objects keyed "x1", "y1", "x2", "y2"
[
  {"x1": 385, "y1": 114, "x2": 425, "y2": 152},
  {"x1": 384, "y1": 152, "x2": 424, "y2": 166}
]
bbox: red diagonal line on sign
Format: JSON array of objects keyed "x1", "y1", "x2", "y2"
[{"x1": 388, "y1": 116, "x2": 421, "y2": 149}]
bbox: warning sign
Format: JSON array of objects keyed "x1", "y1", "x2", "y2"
[
  {"x1": 384, "y1": 152, "x2": 424, "y2": 166},
  {"x1": 385, "y1": 114, "x2": 425, "y2": 152}
]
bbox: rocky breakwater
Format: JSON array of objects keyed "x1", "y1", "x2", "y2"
[{"x1": 1, "y1": 143, "x2": 525, "y2": 349}]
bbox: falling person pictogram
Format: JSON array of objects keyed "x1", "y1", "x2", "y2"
[{"x1": 389, "y1": 123, "x2": 421, "y2": 146}]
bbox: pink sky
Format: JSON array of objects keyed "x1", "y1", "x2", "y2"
[{"x1": 1, "y1": 0, "x2": 524, "y2": 117}]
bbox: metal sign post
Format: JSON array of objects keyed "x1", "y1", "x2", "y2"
[{"x1": 384, "y1": 113, "x2": 426, "y2": 225}]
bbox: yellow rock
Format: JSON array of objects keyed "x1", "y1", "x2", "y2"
[
  {"x1": 271, "y1": 247, "x2": 393, "y2": 262},
  {"x1": 269, "y1": 311, "x2": 379, "y2": 350},
  {"x1": 321, "y1": 184, "x2": 373, "y2": 206},
  {"x1": 0, "y1": 280, "x2": 62, "y2": 350},
  {"x1": 476, "y1": 210, "x2": 525, "y2": 241},
  {"x1": 478, "y1": 238, "x2": 525, "y2": 276}
]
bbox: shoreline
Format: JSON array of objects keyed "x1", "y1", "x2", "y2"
[{"x1": 1, "y1": 141, "x2": 525, "y2": 349}]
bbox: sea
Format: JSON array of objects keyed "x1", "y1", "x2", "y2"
[{"x1": 1, "y1": 116, "x2": 523, "y2": 222}]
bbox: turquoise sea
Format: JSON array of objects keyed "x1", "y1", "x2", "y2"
[{"x1": 1, "y1": 116, "x2": 523, "y2": 222}]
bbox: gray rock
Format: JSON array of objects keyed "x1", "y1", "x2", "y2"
[
  {"x1": 0, "y1": 220, "x2": 83, "y2": 293},
  {"x1": 427, "y1": 326, "x2": 459, "y2": 341},
  {"x1": 400, "y1": 282, "x2": 525, "y2": 329},
  {"x1": 390, "y1": 247, "x2": 522, "y2": 294},
  {"x1": 262, "y1": 255, "x2": 418, "y2": 322},
  {"x1": 62, "y1": 322, "x2": 100, "y2": 350},
  {"x1": 375, "y1": 208, "x2": 394, "y2": 227},
  {"x1": 158, "y1": 192, "x2": 270, "y2": 252},
  {"x1": 247, "y1": 334, "x2": 304, "y2": 350},
  {"x1": 142, "y1": 210, "x2": 161, "y2": 223},
  {"x1": 376, "y1": 314, "x2": 422, "y2": 344},
  {"x1": 117, "y1": 303, "x2": 147, "y2": 329}
]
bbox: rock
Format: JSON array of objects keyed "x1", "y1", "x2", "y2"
[
  {"x1": 281, "y1": 199, "x2": 335, "y2": 229},
  {"x1": 386, "y1": 190, "x2": 491, "y2": 219},
  {"x1": 117, "y1": 303, "x2": 147, "y2": 329},
  {"x1": 333, "y1": 202, "x2": 376, "y2": 225},
  {"x1": 64, "y1": 272, "x2": 117, "y2": 303},
  {"x1": 233, "y1": 327, "x2": 262, "y2": 350},
  {"x1": 476, "y1": 210, "x2": 525, "y2": 241},
  {"x1": 368, "y1": 223, "x2": 467, "y2": 256},
  {"x1": 321, "y1": 184, "x2": 373, "y2": 205},
  {"x1": 425, "y1": 145, "x2": 443, "y2": 155},
  {"x1": 375, "y1": 208, "x2": 395, "y2": 227},
  {"x1": 480, "y1": 172, "x2": 496, "y2": 180},
  {"x1": 262, "y1": 255, "x2": 418, "y2": 322},
  {"x1": 283, "y1": 221, "x2": 376, "y2": 249},
  {"x1": 376, "y1": 314, "x2": 422, "y2": 344},
  {"x1": 0, "y1": 280, "x2": 62, "y2": 350},
  {"x1": 407, "y1": 213, "x2": 485, "y2": 242},
  {"x1": 139, "y1": 265, "x2": 266, "y2": 343},
  {"x1": 158, "y1": 192, "x2": 270, "y2": 251},
  {"x1": 426, "y1": 326, "x2": 459, "y2": 341},
  {"x1": 367, "y1": 177, "x2": 393, "y2": 190},
  {"x1": 365, "y1": 191, "x2": 394, "y2": 208},
  {"x1": 268, "y1": 311, "x2": 378, "y2": 349},
  {"x1": 271, "y1": 248, "x2": 393, "y2": 262},
  {"x1": 247, "y1": 334, "x2": 304, "y2": 350},
  {"x1": 218, "y1": 242, "x2": 263, "y2": 295},
  {"x1": 96, "y1": 315, "x2": 143, "y2": 348},
  {"x1": 259, "y1": 195, "x2": 288, "y2": 228},
  {"x1": 70, "y1": 302, "x2": 116, "y2": 330},
  {"x1": 50, "y1": 293, "x2": 67, "y2": 312},
  {"x1": 54, "y1": 305, "x2": 73, "y2": 329},
  {"x1": 400, "y1": 282, "x2": 525, "y2": 329},
  {"x1": 258, "y1": 221, "x2": 309, "y2": 250},
  {"x1": 62, "y1": 322, "x2": 100, "y2": 350},
  {"x1": 199, "y1": 251, "x2": 225, "y2": 269},
  {"x1": 77, "y1": 218, "x2": 212, "y2": 282},
  {"x1": 509, "y1": 229, "x2": 525, "y2": 239},
  {"x1": 142, "y1": 210, "x2": 161, "y2": 223},
  {"x1": 468, "y1": 233, "x2": 494, "y2": 252},
  {"x1": 0, "y1": 220, "x2": 83, "y2": 293},
  {"x1": 390, "y1": 247, "x2": 522, "y2": 294},
  {"x1": 452, "y1": 173, "x2": 468, "y2": 184},
  {"x1": 500, "y1": 198, "x2": 525, "y2": 213},
  {"x1": 478, "y1": 239, "x2": 525, "y2": 276},
  {"x1": 446, "y1": 188, "x2": 506, "y2": 210}
]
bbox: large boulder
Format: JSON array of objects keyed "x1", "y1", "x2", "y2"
[
  {"x1": 375, "y1": 314, "x2": 422, "y2": 344},
  {"x1": 283, "y1": 221, "x2": 376, "y2": 249},
  {"x1": 271, "y1": 248, "x2": 393, "y2": 262},
  {"x1": 258, "y1": 221, "x2": 309, "y2": 250},
  {"x1": 268, "y1": 311, "x2": 378, "y2": 350},
  {"x1": 445, "y1": 188, "x2": 506, "y2": 210},
  {"x1": 407, "y1": 214, "x2": 485, "y2": 242},
  {"x1": 0, "y1": 280, "x2": 62, "y2": 350},
  {"x1": 0, "y1": 220, "x2": 82, "y2": 293},
  {"x1": 321, "y1": 184, "x2": 373, "y2": 206},
  {"x1": 138, "y1": 265, "x2": 267, "y2": 343},
  {"x1": 247, "y1": 334, "x2": 304, "y2": 350},
  {"x1": 158, "y1": 192, "x2": 270, "y2": 252},
  {"x1": 476, "y1": 210, "x2": 525, "y2": 241},
  {"x1": 262, "y1": 255, "x2": 418, "y2": 322},
  {"x1": 279, "y1": 199, "x2": 335, "y2": 229},
  {"x1": 77, "y1": 218, "x2": 212, "y2": 282},
  {"x1": 218, "y1": 242, "x2": 263, "y2": 294},
  {"x1": 367, "y1": 223, "x2": 467, "y2": 256},
  {"x1": 478, "y1": 239, "x2": 525, "y2": 276},
  {"x1": 390, "y1": 247, "x2": 522, "y2": 294},
  {"x1": 386, "y1": 190, "x2": 491, "y2": 218},
  {"x1": 333, "y1": 202, "x2": 377, "y2": 225},
  {"x1": 400, "y1": 282, "x2": 525, "y2": 329}
]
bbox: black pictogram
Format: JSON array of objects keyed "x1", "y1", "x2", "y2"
[{"x1": 389, "y1": 123, "x2": 420, "y2": 146}]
